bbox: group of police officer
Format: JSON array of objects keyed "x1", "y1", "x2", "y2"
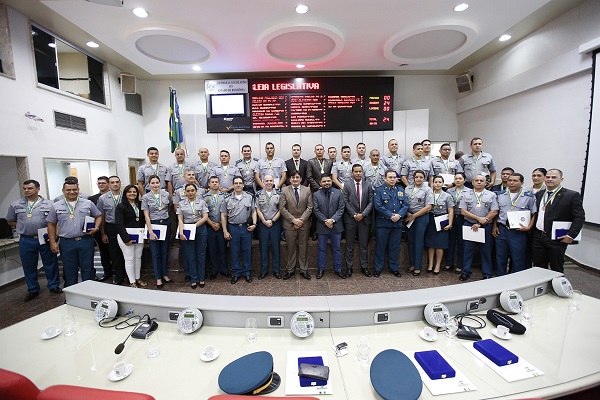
[{"x1": 8, "y1": 137, "x2": 584, "y2": 301}]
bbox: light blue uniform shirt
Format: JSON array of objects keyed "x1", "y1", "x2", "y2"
[
  {"x1": 211, "y1": 165, "x2": 241, "y2": 189},
  {"x1": 255, "y1": 189, "x2": 280, "y2": 220},
  {"x1": 459, "y1": 189, "x2": 499, "y2": 223},
  {"x1": 235, "y1": 158, "x2": 259, "y2": 187},
  {"x1": 401, "y1": 158, "x2": 435, "y2": 185},
  {"x1": 47, "y1": 199, "x2": 101, "y2": 238},
  {"x1": 7, "y1": 197, "x2": 54, "y2": 236},
  {"x1": 220, "y1": 192, "x2": 256, "y2": 225},
  {"x1": 176, "y1": 198, "x2": 209, "y2": 224},
  {"x1": 137, "y1": 163, "x2": 167, "y2": 190},
  {"x1": 96, "y1": 192, "x2": 121, "y2": 223},
  {"x1": 204, "y1": 191, "x2": 226, "y2": 223},
  {"x1": 405, "y1": 185, "x2": 434, "y2": 214},
  {"x1": 331, "y1": 160, "x2": 354, "y2": 187},
  {"x1": 496, "y1": 189, "x2": 537, "y2": 225},
  {"x1": 165, "y1": 162, "x2": 194, "y2": 191},
  {"x1": 141, "y1": 190, "x2": 171, "y2": 220}
]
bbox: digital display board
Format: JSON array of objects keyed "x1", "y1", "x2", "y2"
[{"x1": 206, "y1": 77, "x2": 393, "y2": 133}]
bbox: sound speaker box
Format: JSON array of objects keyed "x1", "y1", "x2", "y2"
[
  {"x1": 120, "y1": 73, "x2": 136, "y2": 94},
  {"x1": 456, "y1": 73, "x2": 472, "y2": 93}
]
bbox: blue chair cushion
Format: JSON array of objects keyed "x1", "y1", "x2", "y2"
[
  {"x1": 370, "y1": 349, "x2": 422, "y2": 400},
  {"x1": 218, "y1": 351, "x2": 276, "y2": 395}
]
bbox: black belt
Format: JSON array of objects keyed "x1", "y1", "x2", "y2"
[
  {"x1": 21, "y1": 234, "x2": 38, "y2": 239},
  {"x1": 233, "y1": 223, "x2": 249, "y2": 227},
  {"x1": 61, "y1": 236, "x2": 87, "y2": 241},
  {"x1": 151, "y1": 219, "x2": 168, "y2": 224}
]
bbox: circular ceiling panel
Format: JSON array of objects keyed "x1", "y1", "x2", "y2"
[
  {"x1": 384, "y1": 24, "x2": 475, "y2": 64},
  {"x1": 126, "y1": 26, "x2": 216, "y2": 64},
  {"x1": 259, "y1": 22, "x2": 344, "y2": 64}
]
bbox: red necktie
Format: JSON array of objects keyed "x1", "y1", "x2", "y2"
[
  {"x1": 295, "y1": 160, "x2": 299, "y2": 169},
  {"x1": 357, "y1": 182, "x2": 361, "y2": 209}
]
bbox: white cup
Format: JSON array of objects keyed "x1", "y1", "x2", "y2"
[
  {"x1": 357, "y1": 335, "x2": 371, "y2": 365},
  {"x1": 44, "y1": 326, "x2": 58, "y2": 337},
  {"x1": 113, "y1": 361, "x2": 127, "y2": 377},
  {"x1": 245, "y1": 318, "x2": 257, "y2": 343},
  {"x1": 61, "y1": 314, "x2": 76, "y2": 336},
  {"x1": 423, "y1": 326, "x2": 436, "y2": 339},
  {"x1": 497, "y1": 325, "x2": 510, "y2": 337},
  {"x1": 145, "y1": 331, "x2": 160, "y2": 358},
  {"x1": 569, "y1": 290, "x2": 582, "y2": 311},
  {"x1": 203, "y1": 345, "x2": 215, "y2": 359}
]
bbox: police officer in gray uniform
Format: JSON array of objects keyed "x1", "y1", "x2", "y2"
[
  {"x1": 459, "y1": 137, "x2": 497, "y2": 189},
  {"x1": 166, "y1": 148, "x2": 194, "y2": 195},
  {"x1": 332, "y1": 145, "x2": 354, "y2": 189},
  {"x1": 137, "y1": 146, "x2": 168, "y2": 194},
  {"x1": 458, "y1": 174, "x2": 499, "y2": 281},
  {"x1": 47, "y1": 181, "x2": 103, "y2": 287},
  {"x1": 7, "y1": 179, "x2": 62, "y2": 301},
  {"x1": 173, "y1": 169, "x2": 205, "y2": 208},
  {"x1": 236, "y1": 145, "x2": 259, "y2": 194},
  {"x1": 195, "y1": 147, "x2": 217, "y2": 189},
  {"x1": 53, "y1": 176, "x2": 90, "y2": 202},
  {"x1": 255, "y1": 174, "x2": 282, "y2": 279},
  {"x1": 221, "y1": 176, "x2": 257, "y2": 284},
  {"x1": 204, "y1": 176, "x2": 230, "y2": 279},
  {"x1": 363, "y1": 149, "x2": 386, "y2": 189},
  {"x1": 382, "y1": 139, "x2": 406, "y2": 182},
  {"x1": 401, "y1": 143, "x2": 435, "y2": 187},
  {"x1": 433, "y1": 143, "x2": 463, "y2": 186},
  {"x1": 212, "y1": 150, "x2": 241, "y2": 193},
  {"x1": 96, "y1": 175, "x2": 126, "y2": 285},
  {"x1": 255, "y1": 142, "x2": 287, "y2": 191}
]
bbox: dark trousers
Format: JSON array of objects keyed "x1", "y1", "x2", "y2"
[
  {"x1": 94, "y1": 231, "x2": 111, "y2": 277},
  {"x1": 59, "y1": 236, "x2": 95, "y2": 287},
  {"x1": 149, "y1": 220, "x2": 171, "y2": 280},
  {"x1": 407, "y1": 214, "x2": 429, "y2": 270},
  {"x1": 495, "y1": 225, "x2": 528, "y2": 276},
  {"x1": 532, "y1": 229, "x2": 568, "y2": 273},
  {"x1": 446, "y1": 215, "x2": 465, "y2": 268},
  {"x1": 317, "y1": 231, "x2": 342, "y2": 272},
  {"x1": 229, "y1": 224, "x2": 252, "y2": 277},
  {"x1": 258, "y1": 220, "x2": 281, "y2": 275},
  {"x1": 180, "y1": 225, "x2": 207, "y2": 283},
  {"x1": 104, "y1": 224, "x2": 125, "y2": 282},
  {"x1": 374, "y1": 226, "x2": 402, "y2": 273},
  {"x1": 462, "y1": 222, "x2": 493, "y2": 278},
  {"x1": 345, "y1": 219, "x2": 370, "y2": 270},
  {"x1": 207, "y1": 226, "x2": 228, "y2": 275},
  {"x1": 19, "y1": 236, "x2": 60, "y2": 293}
]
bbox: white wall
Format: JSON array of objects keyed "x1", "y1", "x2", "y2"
[
  {"x1": 0, "y1": 157, "x2": 20, "y2": 215},
  {"x1": 456, "y1": 0, "x2": 600, "y2": 269},
  {"x1": 0, "y1": 7, "x2": 146, "y2": 200}
]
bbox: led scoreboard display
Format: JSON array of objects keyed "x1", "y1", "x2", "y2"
[{"x1": 206, "y1": 77, "x2": 393, "y2": 133}]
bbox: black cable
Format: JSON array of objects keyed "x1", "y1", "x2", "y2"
[
  {"x1": 455, "y1": 312, "x2": 487, "y2": 330},
  {"x1": 98, "y1": 313, "x2": 152, "y2": 330}
]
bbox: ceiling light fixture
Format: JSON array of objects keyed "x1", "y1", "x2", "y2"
[
  {"x1": 296, "y1": 5, "x2": 309, "y2": 14},
  {"x1": 296, "y1": 64, "x2": 305, "y2": 69},
  {"x1": 499, "y1": 34, "x2": 511, "y2": 42},
  {"x1": 454, "y1": 3, "x2": 469, "y2": 12},
  {"x1": 192, "y1": 65, "x2": 201, "y2": 71},
  {"x1": 133, "y1": 8, "x2": 149, "y2": 18},
  {"x1": 86, "y1": 41, "x2": 100, "y2": 48}
]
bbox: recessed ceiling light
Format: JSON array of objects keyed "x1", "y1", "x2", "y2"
[
  {"x1": 192, "y1": 65, "x2": 201, "y2": 71},
  {"x1": 296, "y1": 4, "x2": 309, "y2": 14},
  {"x1": 48, "y1": 42, "x2": 56, "y2": 48},
  {"x1": 499, "y1": 34, "x2": 512, "y2": 42},
  {"x1": 133, "y1": 8, "x2": 148, "y2": 18},
  {"x1": 296, "y1": 64, "x2": 305, "y2": 69},
  {"x1": 454, "y1": 3, "x2": 469, "y2": 12},
  {"x1": 86, "y1": 41, "x2": 99, "y2": 48}
]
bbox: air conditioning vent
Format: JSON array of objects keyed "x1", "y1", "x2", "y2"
[
  {"x1": 54, "y1": 111, "x2": 87, "y2": 132},
  {"x1": 125, "y1": 93, "x2": 143, "y2": 116}
]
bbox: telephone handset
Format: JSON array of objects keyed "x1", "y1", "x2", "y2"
[
  {"x1": 499, "y1": 291, "x2": 523, "y2": 314},
  {"x1": 177, "y1": 308, "x2": 203, "y2": 334},
  {"x1": 94, "y1": 299, "x2": 118, "y2": 322},
  {"x1": 552, "y1": 277, "x2": 573, "y2": 298},
  {"x1": 290, "y1": 311, "x2": 314, "y2": 338},
  {"x1": 424, "y1": 302, "x2": 450, "y2": 327}
]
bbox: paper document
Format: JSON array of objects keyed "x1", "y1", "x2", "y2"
[
  {"x1": 463, "y1": 225, "x2": 485, "y2": 243},
  {"x1": 126, "y1": 228, "x2": 146, "y2": 244},
  {"x1": 175, "y1": 224, "x2": 196, "y2": 240},
  {"x1": 37, "y1": 228, "x2": 49, "y2": 245},
  {"x1": 507, "y1": 211, "x2": 530, "y2": 229},
  {"x1": 82, "y1": 216, "x2": 95, "y2": 233},
  {"x1": 551, "y1": 221, "x2": 582, "y2": 241},
  {"x1": 405, "y1": 218, "x2": 414, "y2": 229},
  {"x1": 147, "y1": 224, "x2": 167, "y2": 241},
  {"x1": 434, "y1": 214, "x2": 449, "y2": 231},
  {"x1": 441, "y1": 174, "x2": 455, "y2": 186},
  {"x1": 464, "y1": 342, "x2": 543, "y2": 382}
]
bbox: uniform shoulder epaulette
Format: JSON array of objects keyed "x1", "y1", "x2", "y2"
[
  {"x1": 235, "y1": 159, "x2": 243, "y2": 164},
  {"x1": 223, "y1": 192, "x2": 233, "y2": 199},
  {"x1": 253, "y1": 157, "x2": 259, "y2": 162}
]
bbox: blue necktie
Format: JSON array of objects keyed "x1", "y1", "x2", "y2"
[{"x1": 294, "y1": 187, "x2": 299, "y2": 204}]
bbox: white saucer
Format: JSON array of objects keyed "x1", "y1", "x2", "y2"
[
  {"x1": 200, "y1": 346, "x2": 220, "y2": 362},
  {"x1": 419, "y1": 329, "x2": 438, "y2": 342},
  {"x1": 40, "y1": 327, "x2": 62, "y2": 340},
  {"x1": 108, "y1": 364, "x2": 133, "y2": 381},
  {"x1": 491, "y1": 328, "x2": 512, "y2": 340}
]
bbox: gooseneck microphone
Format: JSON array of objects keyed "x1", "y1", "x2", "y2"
[{"x1": 114, "y1": 328, "x2": 135, "y2": 354}]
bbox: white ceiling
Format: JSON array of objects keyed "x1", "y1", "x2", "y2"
[{"x1": 4, "y1": 0, "x2": 585, "y2": 79}]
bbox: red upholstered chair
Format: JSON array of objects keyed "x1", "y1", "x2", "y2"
[
  {"x1": 0, "y1": 367, "x2": 41, "y2": 400},
  {"x1": 208, "y1": 396, "x2": 319, "y2": 400},
  {"x1": 38, "y1": 385, "x2": 155, "y2": 400}
]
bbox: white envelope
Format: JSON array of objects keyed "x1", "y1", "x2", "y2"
[
  {"x1": 463, "y1": 225, "x2": 485, "y2": 243},
  {"x1": 441, "y1": 174, "x2": 454, "y2": 185},
  {"x1": 125, "y1": 228, "x2": 146, "y2": 244},
  {"x1": 405, "y1": 218, "x2": 414, "y2": 229},
  {"x1": 507, "y1": 211, "x2": 531, "y2": 229},
  {"x1": 175, "y1": 224, "x2": 196, "y2": 240},
  {"x1": 434, "y1": 214, "x2": 449, "y2": 231},
  {"x1": 82, "y1": 216, "x2": 95, "y2": 233},
  {"x1": 146, "y1": 224, "x2": 167, "y2": 240},
  {"x1": 37, "y1": 228, "x2": 49, "y2": 245},
  {"x1": 551, "y1": 221, "x2": 582, "y2": 241}
]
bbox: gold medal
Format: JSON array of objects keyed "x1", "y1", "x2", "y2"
[
  {"x1": 473, "y1": 166, "x2": 476, "y2": 170},
  {"x1": 476, "y1": 204, "x2": 481, "y2": 208},
  {"x1": 158, "y1": 206, "x2": 163, "y2": 210},
  {"x1": 27, "y1": 213, "x2": 32, "y2": 218},
  {"x1": 510, "y1": 206, "x2": 515, "y2": 210},
  {"x1": 69, "y1": 214, "x2": 74, "y2": 218}
]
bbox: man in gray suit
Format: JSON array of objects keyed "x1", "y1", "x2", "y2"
[
  {"x1": 313, "y1": 174, "x2": 346, "y2": 279},
  {"x1": 342, "y1": 164, "x2": 374, "y2": 277},
  {"x1": 279, "y1": 170, "x2": 313, "y2": 280}
]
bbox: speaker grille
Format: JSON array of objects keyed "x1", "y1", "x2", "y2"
[
  {"x1": 125, "y1": 93, "x2": 143, "y2": 116},
  {"x1": 54, "y1": 111, "x2": 87, "y2": 132},
  {"x1": 456, "y1": 74, "x2": 472, "y2": 93},
  {"x1": 120, "y1": 73, "x2": 136, "y2": 94}
]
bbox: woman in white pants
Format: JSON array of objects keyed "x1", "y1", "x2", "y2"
[{"x1": 115, "y1": 184, "x2": 147, "y2": 288}]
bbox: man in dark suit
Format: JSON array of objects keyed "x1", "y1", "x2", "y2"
[
  {"x1": 279, "y1": 170, "x2": 313, "y2": 280},
  {"x1": 88, "y1": 176, "x2": 110, "y2": 282},
  {"x1": 284, "y1": 143, "x2": 308, "y2": 186},
  {"x1": 532, "y1": 169, "x2": 585, "y2": 273},
  {"x1": 343, "y1": 164, "x2": 374, "y2": 277},
  {"x1": 313, "y1": 174, "x2": 346, "y2": 279},
  {"x1": 307, "y1": 144, "x2": 333, "y2": 240}
]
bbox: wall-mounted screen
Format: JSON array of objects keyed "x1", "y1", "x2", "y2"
[
  {"x1": 205, "y1": 77, "x2": 393, "y2": 133},
  {"x1": 209, "y1": 94, "x2": 246, "y2": 117}
]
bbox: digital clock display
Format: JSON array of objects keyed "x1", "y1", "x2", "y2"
[{"x1": 206, "y1": 77, "x2": 393, "y2": 133}]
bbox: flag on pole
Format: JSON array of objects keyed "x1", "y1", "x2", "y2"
[{"x1": 169, "y1": 87, "x2": 184, "y2": 153}]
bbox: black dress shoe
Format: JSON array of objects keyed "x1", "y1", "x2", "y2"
[
  {"x1": 222, "y1": 272, "x2": 232, "y2": 278},
  {"x1": 98, "y1": 274, "x2": 113, "y2": 282},
  {"x1": 282, "y1": 271, "x2": 295, "y2": 280},
  {"x1": 156, "y1": 283, "x2": 164, "y2": 289},
  {"x1": 393, "y1": 271, "x2": 402, "y2": 277},
  {"x1": 334, "y1": 271, "x2": 346, "y2": 279},
  {"x1": 231, "y1": 276, "x2": 239, "y2": 284},
  {"x1": 199, "y1": 282, "x2": 205, "y2": 288},
  {"x1": 311, "y1": 233, "x2": 318, "y2": 241},
  {"x1": 459, "y1": 273, "x2": 469, "y2": 281},
  {"x1": 258, "y1": 273, "x2": 267, "y2": 280},
  {"x1": 113, "y1": 279, "x2": 124, "y2": 285},
  {"x1": 316, "y1": 270, "x2": 325, "y2": 279},
  {"x1": 300, "y1": 271, "x2": 311, "y2": 280},
  {"x1": 361, "y1": 268, "x2": 372, "y2": 277},
  {"x1": 25, "y1": 292, "x2": 39, "y2": 302},
  {"x1": 346, "y1": 268, "x2": 353, "y2": 278},
  {"x1": 245, "y1": 276, "x2": 252, "y2": 283},
  {"x1": 209, "y1": 273, "x2": 217, "y2": 280},
  {"x1": 50, "y1": 287, "x2": 63, "y2": 294},
  {"x1": 373, "y1": 271, "x2": 380, "y2": 277},
  {"x1": 184, "y1": 275, "x2": 191, "y2": 282},
  {"x1": 274, "y1": 273, "x2": 282, "y2": 279},
  {"x1": 191, "y1": 282, "x2": 198, "y2": 289}
]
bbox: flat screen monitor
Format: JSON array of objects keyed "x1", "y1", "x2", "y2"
[{"x1": 210, "y1": 94, "x2": 246, "y2": 117}]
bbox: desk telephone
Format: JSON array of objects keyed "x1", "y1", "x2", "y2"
[
  {"x1": 177, "y1": 308, "x2": 203, "y2": 334},
  {"x1": 291, "y1": 311, "x2": 314, "y2": 338},
  {"x1": 499, "y1": 290, "x2": 523, "y2": 314},
  {"x1": 94, "y1": 299, "x2": 118, "y2": 322},
  {"x1": 424, "y1": 302, "x2": 450, "y2": 327},
  {"x1": 552, "y1": 277, "x2": 573, "y2": 297}
]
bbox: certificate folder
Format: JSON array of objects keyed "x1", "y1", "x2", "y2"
[
  {"x1": 414, "y1": 350, "x2": 455, "y2": 380},
  {"x1": 473, "y1": 339, "x2": 518, "y2": 366}
]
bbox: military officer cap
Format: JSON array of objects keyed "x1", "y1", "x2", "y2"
[
  {"x1": 370, "y1": 349, "x2": 422, "y2": 400},
  {"x1": 218, "y1": 351, "x2": 281, "y2": 395}
]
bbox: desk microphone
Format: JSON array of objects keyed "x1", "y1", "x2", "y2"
[{"x1": 114, "y1": 319, "x2": 145, "y2": 354}]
